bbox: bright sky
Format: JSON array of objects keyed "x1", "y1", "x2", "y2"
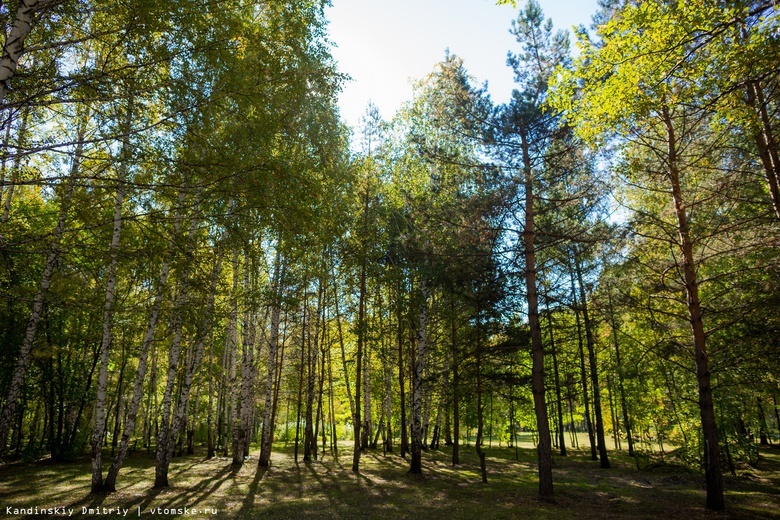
[{"x1": 325, "y1": 0, "x2": 601, "y2": 132}]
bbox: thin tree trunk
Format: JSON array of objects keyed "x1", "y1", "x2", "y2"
[
  {"x1": 569, "y1": 261, "x2": 596, "y2": 460},
  {"x1": 304, "y1": 281, "x2": 322, "y2": 462},
  {"x1": 234, "y1": 306, "x2": 256, "y2": 464},
  {"x1": 574, "y1": 250, "x2": 610, "y2": 469},
  {"x1": 662, "y1": 105, "x2": 724, "y2": 511},
  {"x1": 352, "y1": 254, "x2": 367, "y2": 473},
  {"x1": 382, "y1": 289, "x2": 393, "y2": 454},
  {"x1": 475, "y1": 313, "x2": 487, "y2": 483},
  {"x1": 153, "y1": 191, "x2": 201, "y2": 488},
  {"x1": 332, "y1": 276, "x2": 355, "y2": 420},
  {"x1": 398, "y1": 279, "x2": 409, "y2": 459},
  {"x1": 745, "y1": 80, "x2": 780, "y2": 223},
  {"x1": 207, "y1": 329, "x2": 216, "y2": 459},
  {"x1": 294, "y1": 294, "x2": 307, "y2": 463},
  {"x1": 327, "y1": 325, "x2": 338, "y2": 458},
  {"x1": 110, "y1": 353, "x2": 127, "y2": 458},
  {"x1": 91, "y1": 94, "x2": 132, "y2": 492},
  {"x1": 156, "y1": 253, "x2": 221, "y2": 487},
  {"x1": 0, "y1": 108, "x2": 28, "y2": 247},
  {"x1": 409, "y1": 280, "x2": 429, "y2": 475},
  {"x1": 607, "y1": 288, "x2": 634, "y2": 456},
  {"x1": 225, "y1": 250, "x2": 240, "y2": 458},
  {"x1": 259, "y1": 251, "x2": 284, "y2": 467},
  {"x1": 450, "y1": 298, "x2": 459, "y2": 465},
  {"x1": 546, "y1": 305, "x2": 566, "y2": 457},
  {"x1": 606, "y1": 373, "x2": 620, "y2": 451}
]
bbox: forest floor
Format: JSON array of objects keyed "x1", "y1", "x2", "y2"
[{"x1": 0, "y1": 440, "x2": 778, "y2": 519}]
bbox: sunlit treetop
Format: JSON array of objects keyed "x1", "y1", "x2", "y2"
[{"x1": 548, "y1": 1, "x2": 764, "y2": 144}]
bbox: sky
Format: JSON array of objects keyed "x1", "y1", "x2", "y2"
[{"x1": 324, "y1": 0, "x2": 601, "y2": 132}]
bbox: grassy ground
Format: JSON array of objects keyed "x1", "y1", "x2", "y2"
[{"x1": 0, "y1": 440, "x2": 778, "y2": 519}]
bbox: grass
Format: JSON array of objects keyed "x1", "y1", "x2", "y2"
[{"x1": 0, "y1": 441, "x2": 778, "y2": 519}]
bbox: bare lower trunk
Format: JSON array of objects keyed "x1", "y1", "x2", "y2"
[
  {"x1": 154, "y1": 193, "x2": 200, "y2": 488},
  {"x1": 398, "y1": 280, "x2": 409, "y2": 458},
  {"x1": 546, "y1": 305, "x2": 566, "y2": 457},
  {"x1": 574, "y1": 252, "x2": 610, "y2": 469},
  {"x1": 607, "y1": 288, "x2": 634, "y2": 457},
  {"x1": 475, "y1": 314, "x2": 487, "y2": 483},
  {"x1": 304, "y1": 282, "x2": 323, "y2": 463},
  {"x1": 361, "y1": 324, "x2": 371, "y2": 450},
  {"x1": 352, "y1": 257, "x2": 367, "y2": 473},
  {"x1": 450, "y1": 299, "x2": 459, "y2": 465},
  {"x1": 259, "y1": 252, "x2": 284, "y2": 467},
  {"x1": 207, "y1": 331, "x2": 216, "y2": 459},
  {"x1": 157, "y1": 254, "x2": 221, "y2": 487},
  {"x1": 409, "y1": 280, "x2": 429, "y2": 475},
  {"x1": 522, "y1": 134, "x2": 553, "y2": 497},
  {"x1": 383, "y1": 322, "x2": 393, "y2": 453},
  {"x1": 234, "y1": 306, "x2": 257, "y2": 465},
  {"x1": 569, "y1": 261, "x2": 596, "y2": 460}
]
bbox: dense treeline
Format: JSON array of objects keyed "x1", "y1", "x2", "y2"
[{"x1": 0, "y1": 0, "x2": 778, "y2": 513}]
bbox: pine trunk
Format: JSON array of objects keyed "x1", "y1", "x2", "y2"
[
  {"x1": 522, "y1": 133, "x2": 553, "y2": 497},
  {"x1": 662, "y1": 106, "x2": 724, "y2": 511}
]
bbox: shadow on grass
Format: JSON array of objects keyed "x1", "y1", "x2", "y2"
[{"x1": 2, "y1": 444, "x2": 780, "y2": 519}]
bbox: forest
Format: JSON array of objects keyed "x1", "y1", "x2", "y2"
[{"x1": 0, "y1": 0, "x2": 779, "y2": 518}]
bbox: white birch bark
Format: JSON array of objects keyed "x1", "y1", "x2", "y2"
[
  {"x1": 153, "y1": 189, "x2": 200, "y2": 488},
  {"x1": 259, "y1": 251, "x2": 283, "y2": 467},
  {"x1": 226, "y1": 250, "x2": 239, "y2": 459},
  {"x1": 163, "y1": 254, "x2": 222, "y2": 473},
  {"x1": 91, "y1": 93, "x2": 133, "y2": 493},
  {"x1": 0, "y1": 0, "x2": 41, "y2": 105},
  {"x1": 233, "y1": 305, "x2": 256, "y2": 465},
  {"x1": 409, "y1": 279, "x2": 429, "y2": 474}
]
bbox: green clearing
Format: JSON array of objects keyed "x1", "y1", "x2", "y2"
[{"x1": 1, "y1": 443, "x2": 778, "y2": 519}]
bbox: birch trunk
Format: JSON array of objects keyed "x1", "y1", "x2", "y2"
[
  {"x1": 225, "y1": 250, "x2": 239, "y2": 458},
  {"x1": 153, "y1": 192, "x2": 200, "y2": 488},
  {"x1": 409, "y1": 280, "x2": 429, "y2": 474},
  {"x1": 0, "y1": 120, "x2": 84, "y2": 454},
  {"x1": 0, "y1": 0, "x2": 41, "y2": 105},
  {"x1": 259, "y1": 251, "x2": 283, "y2": 467},
  {"x1": 157, "y1": 254, "x2": 222, "y2": 486},
  {"x1": 398, "y1": 280, "x2": 409, "y2": 459},
  {"x1": 91, "y1": 93, "x2": 133, "y2": 493},
  {"x1": 234, "y1": 309, "x2": 256, "y2": 465}
]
